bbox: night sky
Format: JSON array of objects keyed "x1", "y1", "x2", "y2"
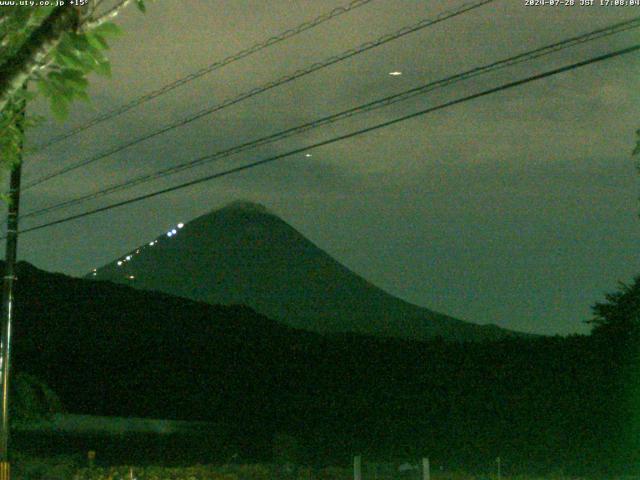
[{"x1": 9, "y1": 0, "x2": 640, "y2": 336}]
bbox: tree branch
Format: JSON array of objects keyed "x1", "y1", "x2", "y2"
[
  {"x1": 0, "y1": 7, "x2": 81, "y2": 113},
  {"x1": 1, "y1": 100, "x2": 28, "y2": 132},
  {"x1": 82, "y1": 0, "x2": 133, "y2": 31}
]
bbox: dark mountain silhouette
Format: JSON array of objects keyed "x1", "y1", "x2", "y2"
[
  {"x1": 3, "y1": 261, "x2": 630, "y2": 474},
  {"x1": 88, "y1": 201, "x2": 521, "y2": 341}
]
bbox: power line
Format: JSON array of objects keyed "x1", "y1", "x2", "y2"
[
  {"x1": 30, "y1": 0, "x2": 376, "y2": 152},
  {"x1": 20, "y1": 16, "x2": 640, "y2": 220},
  {"x1": 15, "y1": 43, "x2": 640, "y2": 237},
  {"x1": 23, "y1": 0, "x2": 496, "y2": 190}
]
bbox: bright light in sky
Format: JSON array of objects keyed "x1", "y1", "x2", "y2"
[
  {"x1": 117, "y1": 261, "x2": 123, "y2": 266},
  {"x1": 126, "y1": 255, "x2": 132, "y2": 261},
  {"x1": 172, "y1": 229, "x2": 177, "y2": 234},
  {"x1": 388, "y1": 71, "x2": 402, "y2": 76},
  {"x1": 177, "y1": 223, "x2": 184, "y2": 228},
  {"x1": 149, "y1": 242, "x2": 154, "y2": 246},
  {"x1": 167, "y1": 232, "x2": 173, "y2": 237}
]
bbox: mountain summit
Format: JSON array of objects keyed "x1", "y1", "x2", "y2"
[{"x1": 89, "y1": 202, "x2": 518, "y2": 341}]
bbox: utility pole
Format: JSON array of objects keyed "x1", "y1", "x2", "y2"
[{"x1": 0, "y1": 96, "x2": 25, "y2": 480}]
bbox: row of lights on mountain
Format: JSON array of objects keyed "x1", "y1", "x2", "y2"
[{"x1": 112, "y1": 222, "x2": 185, "y2": 270}]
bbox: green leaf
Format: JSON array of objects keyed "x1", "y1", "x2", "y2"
[
  {"x1": 135, "y1": 0, "x2": 146, "y2": 13},
  {"x1": 55, "y1": 34, "x2": 75, "y2": 57},
  {"x1": 47, "y1": 72, "x2": 76, "y2": 98},
  {"x1": 50, "y1": 96, "x2": 69, "y2": 120},
  {"x1": 67, "y1": 50, "x2": 98, "y2": 72},
  {"x1": 91, "y1": 22, "x2": 122, "y2": 38},
  {"x1": 94, "y1": 58, "x2": 112, "y2": 77},
  {"x1": 58, "y1": 53, "x2": 86, "y2": 71},
  {"x1": 60, "y1": 69, "x2": 89, "y2": 91},
  {"x1": 59, "y1": 68, "x2": 84, "y2": 81},
  {"x1": 55, "y1": 39, "x2": 94, "y2": 73},
  {"x1": 36, "y1": 78, "x2": 55, "y2": 98},
  {"x1": 68, "y1": 32, "x2": 90, "y2": 50},
  {"x1": 53, "y1": 51, "x2": 72, "y2": 69},
  {"x1": 69, "y1": 33, "x2": 107, "y2": 61},
  {"x1": 86, "y1": 32, "x2": 110, "y2": 51},
  {"x1": 75, "y1": 91, "x2": 91, "y2": 103},
  {"x1": 13, "y1": 89, "x2": 37, "y2": 103},
  {"x1": 84, "y1": 44, "x2": 108, "y2": 66}
]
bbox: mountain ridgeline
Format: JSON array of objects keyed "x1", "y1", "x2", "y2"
[
  {"x1": 5, "y1": 262, "x2": 632, "y2": 473},
  {"x1": 88, "y1": 201, "x2": 520, "y2": 342}
]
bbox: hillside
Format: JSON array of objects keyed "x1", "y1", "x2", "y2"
[
  {"x1": 88, "y1": 201, "x2": 520, "y2": 342},
  {"x1": 1, "y1": 261, "x2": 628, "y2": 473}
]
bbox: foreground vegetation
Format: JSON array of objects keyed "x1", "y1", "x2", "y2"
[
  {"x1": 11, "y1": 461, "x2": 607, "y2": 480},
  {"x1": 4, "y1": 263, "x2": 638, "y2": 476}
]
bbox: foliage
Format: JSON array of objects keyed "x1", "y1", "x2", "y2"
[
  {"x1": 0, "y1": 1, "x2": 151, "y2": 174},
  {"x1": 33, "y1": 22, "x2": 123, "y2": 119},
  {"x1": 588, "y1": 276, "x2": 640, "y2": 471},
  {"x1": 7, "y1": 261, "x2": 638, "y2": 476},
  {"x1": 10, "y1": 372, "x2": 64, "y2": 426},
  {"x1": 589, "y1": 275, "x2": 640, "y2": 339},
  {"x1": 34, "y1": 463, "x2": 600, "y2": 480},
  {"x1": 0, "y1": 8, "x2": 56, "y2": 64},
  {"x1": 0, "y1": 96, "x2": 29, "y2": 176},
  {"x1": 272, "y1": 433, "x2": 301, "y2": 466},
  {"x1": 11, "y1": 453, "x2": 79, "y2": 480}
]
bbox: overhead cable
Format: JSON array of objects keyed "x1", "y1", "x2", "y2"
[
  {"x1": 15, "y1": 43, "x2": 640, "y2": 236},
  {"x1": 23, "y1": 0, "x2": 495, "y2": 189},
  {"x1": 21, "y1": 16, "x2": 640, "y2": 220},
  {"x1": 31, "y1": 0, "x2": 377, "y2": 152}
]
